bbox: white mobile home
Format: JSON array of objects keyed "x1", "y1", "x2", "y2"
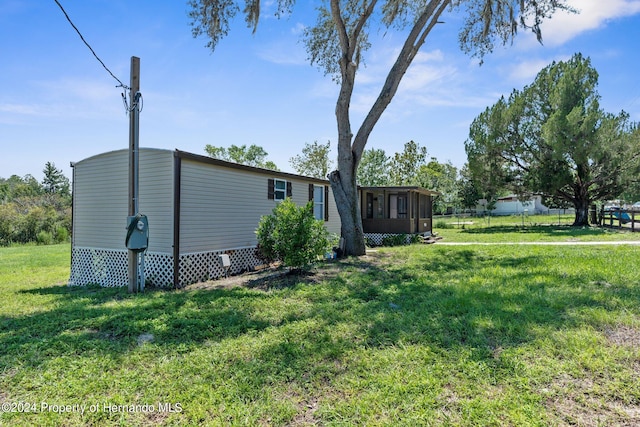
[
  {"x1": 476, "y1": 195, "x2": 549, "y2": 216},
  {"x1": 70, "y1": 148, "x2": 340, "y2": 288}
]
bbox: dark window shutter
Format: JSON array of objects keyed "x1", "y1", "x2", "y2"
[
  {"x1": 268, "y1": 179, "x2": 274, "y2": 200},
  {"x1": 286, "y1": 182, "x2": 292, "y2": 198},
  {"x1": 324, "y1": 185, "x2": 329, "y2": 221},
  {"x1": 308, "y1": 184, "x2": 314, "y2": 201}
]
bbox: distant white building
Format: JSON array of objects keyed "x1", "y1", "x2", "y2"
[{"x1": 476, "y1": 195, "x2": 548, "y2": 216}]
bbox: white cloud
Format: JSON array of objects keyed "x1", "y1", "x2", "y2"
[
  {"x1": 309, "y1": 78, "x2": 338, "y2": 99},
  {"x1": 0, "y1": 101, "x2": 115, "y2": 122},
  {"x1": 291, "y1": 22, "x2": 306, "y2": 35},
  {"x1": 393, "y1": 50, "x2": 498, "y2": 110},
  {"x1": 357, "y1": 48, "x2": 452, "y2": 91},
  {"x1": 0, "y1": 103, "x2": 42, "y2": 116},
  {"x1": 343, "y1": 45, "x2": 502, "y2": 119},
  {"x1": 34, "y1": 78, "x2": 120, "y2": 103},
  {"x1": 255, "y1": 40, "x2": 307, "y2": 65},
  {"x1": 507, "y1": 55, "x2": 572, "y2": 82},
  {"x1": 0, "y1": 77, "x2": 124, "y2": 123},
  {"x1": 522, "y1": 0, "x2": 640, "y2": 47},
  {"x1": 400, "y1": 52, "x2": 456, "y2": 92}
]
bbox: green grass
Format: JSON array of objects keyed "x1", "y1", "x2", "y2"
[
  {"x1": 1, "y1": 234, "x2": 640, "y2": 426},
  {"x1": 436, "y1": 213, "x2": 577, "y2": 228},
  {"x1": 434, "y1": 214, "x2": 640, "y2": 243}
]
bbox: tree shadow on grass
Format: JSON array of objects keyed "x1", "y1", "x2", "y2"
[
  {"x1": 197, "y1": 246, "x2": 640, "y2": 424},
  {"x1": 7, "y1": 249, "x2": 632, "y2": 365},
  {"x1": 188, "y1": 245, "x2": 629, "y2": 386},
  {"x1": 3, "y1": 245, "x2": 638, "y2": 420},
  {"x1": 1, "y1": 284, "x2": 274, "y2": 371},
  {"x1": 289, "y1": 247, "x2": 639, "y2": 363}
]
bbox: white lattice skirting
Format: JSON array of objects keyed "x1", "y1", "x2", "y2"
[
  {"x1": 178, "y1": 247, "x2": 262, "y2": 286},
  {"x1": 364, "y1": 233, "x2": 414, "y2": 247},
  {"x1": 69, "y1": 246, "x2": 263, "y2": 288}
]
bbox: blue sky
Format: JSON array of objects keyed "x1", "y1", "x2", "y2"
[{"x1": 2, "y1": 0, "x2": 640, "y2": 182}]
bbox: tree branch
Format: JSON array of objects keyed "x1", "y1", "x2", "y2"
[
  {"x1": 352, "y1": 0, "x2": 450, "y2": 163},
  {"x1": 348, "y1": 0, "x2": 377, "y2": 60}
]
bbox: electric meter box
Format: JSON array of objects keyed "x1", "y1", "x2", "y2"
[{"x1": 125, "y1": 214, "x2": 149, "y2": 251}]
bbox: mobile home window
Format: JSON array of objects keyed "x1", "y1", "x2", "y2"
[
  {"x1": 274, "y1": 179, "x2": 286, "y2": 200},
  {"x1": 389, "y1": 193, "x2": 408, "y2": 219},
  {"x1": 397, "y1": 193, "x2": 408, "y2": 218},
  {"x1": 366, "y1": 193, "x2": 374, "y2": 219},
  {"x1": 420, "y1": 194, "x2": 427, "y2": 218},
  {"x1": 313, "y1": 185, "x2": 324, "y2": 220},
  {"x1": 268, "y1": 178, "x2": 291, "y2": 200},
  {"x1": 308, "y1": 184, "x2": 329, "y2": 221}
]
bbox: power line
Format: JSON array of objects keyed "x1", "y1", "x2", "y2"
[{"x1": 53, "y1": 0, "x2": 129, "y2": 90}]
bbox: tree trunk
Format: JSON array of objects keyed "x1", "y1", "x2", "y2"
[
  {"x1": 327, "y1": 0, "x2": 448, "y2": 257},
  {"x1": 328, "y1": 170, "x2": 366, "y2": 256},
  {"x1": 573, "y1": 197, "x2": 590, "y2": 226}
]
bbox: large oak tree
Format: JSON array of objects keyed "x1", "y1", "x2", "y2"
[
  {"x1": 189, "y1": 0, "x2": 572, "y2": 255},
  {"x1": 465, "y1": 53, "x2": 640, "y2": 226}
]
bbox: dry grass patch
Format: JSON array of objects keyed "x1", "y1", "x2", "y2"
[
  {"x1": 547, "y1": 373, "x2": 640, "y2": 426},
  {"x1": 605, "y1": 325, "x2": 640, "y2": 348}
]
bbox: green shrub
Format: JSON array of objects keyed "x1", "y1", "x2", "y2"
[
  {"x1": 36, "y1": 230, "x2": 53, "y2": 245},
  {"x1": 54, "y1": 226, "x2": 69, "y2": 243},
  {"x1": 381, "y1": 234, "x2": 408, "y2": 247},
  {"x1": 255, "y1": 214, "x2": 278, "y2": 263},
  {"x1": 0, "y1": 194, "x2": 71, "y2": 245},
  {"x1": 0, "y1": 204, "x2": 18, "y2": 246},
  {"x1": 409, "y1": 234, "x2": 422, "y2": 244},
  {"x1": 435, "y1": 220, "x2": 454, "y2": 229},
  {"x1": 256, "y1": 199, "x2": 330, "y2": 271}
]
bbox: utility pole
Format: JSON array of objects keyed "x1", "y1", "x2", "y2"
[{"x1": 128, "y1": 56, "x2": 141, "y2": 293}]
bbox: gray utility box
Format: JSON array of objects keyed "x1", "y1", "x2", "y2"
[{"x1": 125, "y1": 214, "x2": 149, "y2": 252}]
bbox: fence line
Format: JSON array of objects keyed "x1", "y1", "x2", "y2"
[
  {"x1": 434, "y1": 209, "x2": 640, "y2": 232},
  {"x1": 600, "y1": 209, "x2": 639, "y2": 232}
]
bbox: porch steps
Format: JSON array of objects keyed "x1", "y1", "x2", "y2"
[{"x1": 420, "y1": 232, "x2": 443, "y2": 244}]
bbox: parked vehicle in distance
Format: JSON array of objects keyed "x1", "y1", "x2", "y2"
[{"x1": 603, "y1": 205, "x2": 632, "y2": 223}]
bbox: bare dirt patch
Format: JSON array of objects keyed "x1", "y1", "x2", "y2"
[
  {"x1": 546, "y1": 325, "x2": 640, "y2": 426},
  {"x1": 183, "y1": 256, "x2": 377, "y2": 293},
  {"x1": 604, "y1": 326, "x2": 640, "y2": 348},
  {"x1": 546, "y1": 373, "x2": 640, "y2": 426}
]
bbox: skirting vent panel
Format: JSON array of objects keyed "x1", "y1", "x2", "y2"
[{"x1": 178, "y1": 247, "x2": 262, "y2": 286}]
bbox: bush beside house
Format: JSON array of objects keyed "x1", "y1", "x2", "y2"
[{"x1": 256, "y1": 199, "x2": 330, "y2": 271}]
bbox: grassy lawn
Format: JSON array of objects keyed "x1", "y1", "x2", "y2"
[
  {"x1": 434, "y1": 214, "x2": 640, "y2": 243},
  {"x1": 1, "y1": 234, "x2": 640, "y2": 426}
]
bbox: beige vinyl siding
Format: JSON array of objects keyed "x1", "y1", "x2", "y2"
[
  {"x1": 72, "y1": 149, "x2": 174, "y2": 253},
  {"x1": 137, "y1": 150, "x2": 174, "y2": 253},
  {"x1": 179, "y1": 160, "x2": 341, "y2": 253},
  {"x1": 180, "y1": 160, "x2": 270, "y2": 252},
  {"x1": 325, "y1": 188, "x2": 341, "y2": 235},
  {"x1": 73, "y1": 148, "x2": 341, "y2": 257},
  {"x1": 73, "y1": 151, "x2": 128, "y2": 250}
]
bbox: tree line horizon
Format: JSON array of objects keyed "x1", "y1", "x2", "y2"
[{"x1": 4, "y1": 51, "x2": 640, "y2": 245}]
